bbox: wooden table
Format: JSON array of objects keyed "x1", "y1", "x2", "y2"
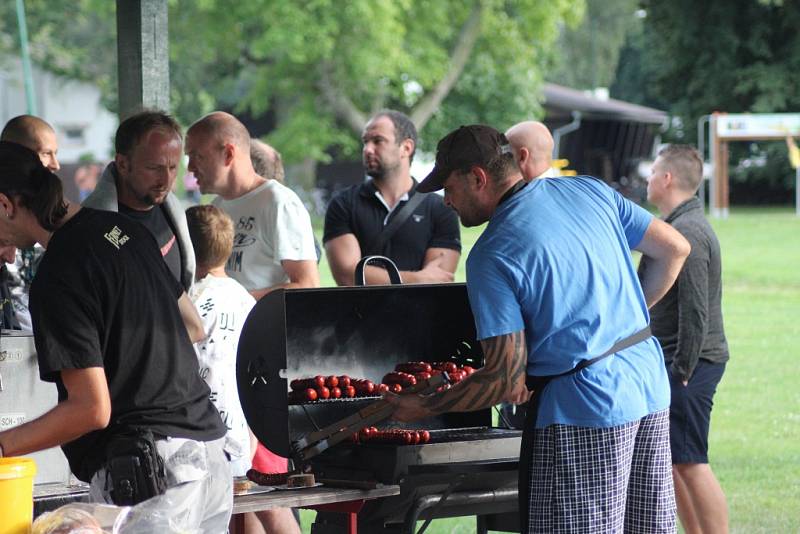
[
  {"x1": 232, "y1": 484, "x2": 400, "y2": 534},
  {"x1": 35, "y1": 482, "x2": 399, "y2": 534}
]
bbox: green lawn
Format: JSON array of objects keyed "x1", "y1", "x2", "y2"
[{"x1": 301, "y1": 207, "x2": 800, "y2": 533}]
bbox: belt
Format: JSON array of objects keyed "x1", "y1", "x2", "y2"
[{"x1": 525, "y1": 326, "x2": 653, "y2": 395}]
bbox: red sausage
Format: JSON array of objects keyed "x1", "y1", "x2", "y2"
[
  {"x1": 382, "y1": 372, "x2": 417, "y2": 388},
  {"x1": 352, "y1": 379, "x2": 376, "y2": 395},
  {"x1": 287, "y1": 388, "x2": 318, "y2": 403},
  {"x1": 395, "y1": 362, "x2": 433, "y2": 374},
  {"x1": 431, "y1": 362, "x2": 459, "y2": 374},
  {"x1": 291, "y1": 376, "x2": 326, "y2": 391}
]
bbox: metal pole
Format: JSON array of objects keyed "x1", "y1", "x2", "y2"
[
  {"x1": 117, "y1": 0, "x2": 170, "y2": 118},
  {"x1": 709, "y1": 115, "x2": 718, "y2": 217},
  {"x1": 15, "y1": 0, "x2": 37, "y2": 115},
  {"x1": 697, "y1": 115, "x2": 710, "y2": 210},
  {"x1": 552, "y1": 111, "x2": 582, "y2": 159}
]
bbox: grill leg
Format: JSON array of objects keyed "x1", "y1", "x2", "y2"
[
  {"x1": 477, "y1": 515, "x2": 488, "y2": 534},
  {"x1": 403, "y1": 475, "x2": 466, "y2": 534}
]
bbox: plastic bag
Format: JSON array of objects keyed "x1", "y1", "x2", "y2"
[{"x1": 33, "y1": 478, "x2": 208, "y2": 534}]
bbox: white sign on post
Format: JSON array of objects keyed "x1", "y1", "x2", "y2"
[{"x1": 715, "y1": 113, "x2": 800, "y2": 139}]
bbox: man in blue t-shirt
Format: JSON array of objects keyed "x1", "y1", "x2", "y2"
[{"x1": 387, "y1": 125, "x2": 690, "y2": 533}]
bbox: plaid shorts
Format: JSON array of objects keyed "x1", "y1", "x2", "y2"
[{"x1": 523, "y1": 409, "x2": 676, "y2": 533}]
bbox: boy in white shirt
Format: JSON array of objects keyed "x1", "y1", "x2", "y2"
[
  {"x1": 186, "y1": 205, "x2": 301, "y2": 534},
  {"x1": 186, "y1": 205, "x2": 255, "y2": 476}
]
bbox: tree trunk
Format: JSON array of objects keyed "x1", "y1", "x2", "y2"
[
  {"x1": 410, "y1": 2, "x2": 483, "y2": 130},
  {"x1": 285, "y1": 156, "x2": 318, "y2": 191},
  {"x1": 317, "y1": 1, "x2": 483, "y2": 134}
]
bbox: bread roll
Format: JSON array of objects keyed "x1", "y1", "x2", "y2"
[{"x1": 286, "y1": 473, "x2": 315, "y2": 488}]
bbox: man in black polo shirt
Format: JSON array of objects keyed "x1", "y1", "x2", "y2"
[
  {"x1": 324, "y1": 110, "x2": 461, "y2": 285},
  {"x1": 83, "y1": 111, "x2": 195, "y2": 291}
]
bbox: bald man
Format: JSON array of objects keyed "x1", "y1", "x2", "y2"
[
  {"x1": 186, "y1": 112, "x2": 309, "y2": 534},
  {"x1": 505, "y1": 121, "x2": 555, "y2": 181},
  {"x1": 1, "y1": 115, "x2": 60, "y2": 172},
  {"x1": 0, "y1": 115, "x2": 58, "y2": 330},
  {"x1": 186, "y1": 112, "x2": 319, "y2": 299},
  {"x1": 250, "y1": 138, "x2": 285, "y2": 183}
]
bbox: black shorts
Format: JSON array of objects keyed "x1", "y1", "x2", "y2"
[{"x1": 668, "y1": 360, "x2": 726, "y2": 464}]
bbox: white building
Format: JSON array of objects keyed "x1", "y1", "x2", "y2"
[{"x1": 0, "y1": 57, "x2": 117, "y2": 164}]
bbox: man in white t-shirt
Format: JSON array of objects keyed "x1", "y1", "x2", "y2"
[{"x1": 185, "y1": 112, "x2": 319, "y2": 299}]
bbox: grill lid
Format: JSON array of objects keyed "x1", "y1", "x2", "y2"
[{"x1": 236, "y1": 283, "x2": 486, "y2": 457}]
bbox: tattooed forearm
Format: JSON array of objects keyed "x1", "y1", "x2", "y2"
[{"x1": 420, "y1": 329, "x2": 527, "y2": 415}]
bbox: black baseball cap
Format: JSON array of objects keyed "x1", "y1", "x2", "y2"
[{"x1": 417, "y1": 124, "x2": 512, "y2": 193}]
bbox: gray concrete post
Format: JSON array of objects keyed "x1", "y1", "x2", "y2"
[{"x1": 116, "y1": 0, "x2": 170, "y2": 118}]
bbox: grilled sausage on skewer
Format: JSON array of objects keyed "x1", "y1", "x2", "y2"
[
  {"x1": 290, "y1": 375, "x2": 327, "y2": 391},
  {"x1": 287, "y1": 388, "x2": 318, "y2": 403},
  {"x1": 351, "y1": 379, "x2": 376, "y2": 395},
  {"x1": 382, "y1": 372, "x2": 417, "y2": 387},
  {"x1": 395, "y1": 362, "x2": 433, "y2": 374}
]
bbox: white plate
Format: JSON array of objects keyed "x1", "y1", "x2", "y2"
[
  {"x1": 236, "y1": 484, "x2": 278, "y2": 496},
  {"x1": 274, "y1": 482, "x2": 323, "y2": 491}
]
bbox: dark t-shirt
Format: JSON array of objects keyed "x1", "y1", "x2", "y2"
[
  {"x1": 29, "y1": 208, "x2": 225, "y2": 482},
  {"x1": 118, "y1": 203, "x2": 182, "y2": 286},
  {"x1": 638, "y1": 197, "x2": 729, "y2": 381},
  {"x1": 323, "y1": 179, "x2": 461, "y2": 271}
]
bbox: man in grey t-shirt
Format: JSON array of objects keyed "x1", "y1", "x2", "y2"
[{"x1": 639, "y1": 144, "x2": 729, "y2": 534}]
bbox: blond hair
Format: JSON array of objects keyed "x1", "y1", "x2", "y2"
[{"x1": 186, "y1": 205, "x2": 234, "y2": 269}]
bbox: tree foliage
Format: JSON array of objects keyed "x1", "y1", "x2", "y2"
[
  {"x1": 611, "y1": 0, "x2": 800, "y2": 202},
  {"x1": 547, "y1": 0, "x2": 640, "y2": 90},
  {"x1": 0, "y1": 0, "x2": 117, "y2": 110},
  {"x1": 169, "y1": 0, "x2": 584, "y2": 165},
  {"x1": 3, "y1": 0, "x2": 584, "y2": 174},
  {"x1": 614, "y1": 0, "x2": 800, "y2": 140}
]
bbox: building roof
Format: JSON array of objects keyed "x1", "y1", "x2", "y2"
[{"x1": 543, "y1": 83, "x2": 667, "y2": 125}]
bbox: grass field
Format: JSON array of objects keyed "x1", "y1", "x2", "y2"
[{"x1": 300, "y1": 207, "x2": 800, "y2": 533}]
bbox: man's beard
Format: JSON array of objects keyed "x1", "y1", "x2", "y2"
[
  {"x1": 138, "y1": 190, "x2": 167, "y2": 207},
  {"x1": 365, "y1": 160, "x2": 399, "y2": 180},
  {"x1": 365, "y1": 167, "x2": 385, "y2": 179}
]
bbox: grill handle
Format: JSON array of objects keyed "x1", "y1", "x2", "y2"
[{"x1": 354, "y1": 255, "x2": 403, "y2": 286}]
